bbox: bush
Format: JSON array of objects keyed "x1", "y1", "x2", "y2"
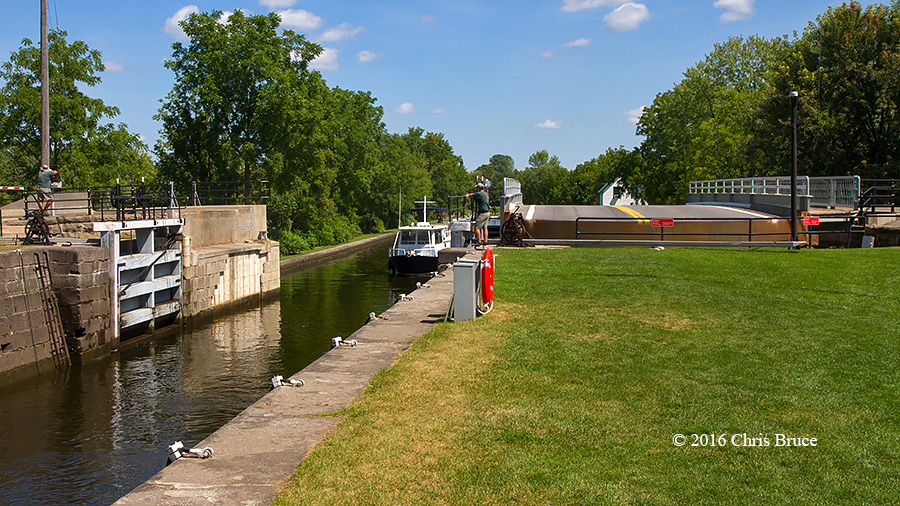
[{"x1": 274, "y1": 229, "x2": 311, "y2": 255}]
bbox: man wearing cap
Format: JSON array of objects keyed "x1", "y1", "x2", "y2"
[
  {"x1": 465, "y1": 183, "x2": 490, "y2": 248},
  {"x1": 37, "y1": 164, "x2": 57, "y2": 212}
]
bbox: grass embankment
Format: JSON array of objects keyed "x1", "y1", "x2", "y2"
[
  {"x1": 279, "y1": 231, "x2": 394, "y2": 260},
  {"x1": 273, "y1": 247, "x2": 900, "y2": 505}
]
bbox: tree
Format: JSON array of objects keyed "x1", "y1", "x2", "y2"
[
  {"x1": 518, "y1": 150, "x2": 566, "y2": 204},
  {"x1": 155, "y1": 10, "x2": 322, "y2": 189},
  {"x1": 568, "y1": 147, "x2": 638, "y2": 205},
  {"x1": 762, "y1": 1, "x2": 900, "y2": 179},
  {"x1": 634, "y1": 35, "x2": 787, "y2": 203},
  {"x1": 0, "y1": 29, "x2": 150, "y2": 188},
  {"x1": 397, "y1": 127, "x2": 469, "y2": 209},
  {"x1": 473, "y1": 154, "x2": 517, "y2": 190}
]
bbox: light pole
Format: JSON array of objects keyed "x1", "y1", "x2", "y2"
[
  {"x1": 40, "y1": 0, "x2": 50, "y2": 169},
  {"x1": 790, "y1": 91, "x2": 799, "y2": 243}
]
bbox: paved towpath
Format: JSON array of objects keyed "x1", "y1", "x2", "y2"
[{"x1": 114, "y1": 253, "x2": 466, "y2": 505}]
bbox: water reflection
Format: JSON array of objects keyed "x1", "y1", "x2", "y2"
[{"x1": 0, "y1": 243, "x2": 422, "y2": 506}]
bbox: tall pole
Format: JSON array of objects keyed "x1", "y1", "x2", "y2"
[
  {"x1": 790, "y1": 91, "x2": 799, "y2": 243},
  {"x1": 40, "y1": 0, "x2": 50, "y2": 169}
]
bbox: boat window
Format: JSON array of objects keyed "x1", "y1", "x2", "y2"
[{"x1": 400, "y1": 230, "x2": 430, "y2": 245}]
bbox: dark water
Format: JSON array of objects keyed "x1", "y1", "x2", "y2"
[{"x1": 0, "y1": 243, "x2": 423, "y2": 506}]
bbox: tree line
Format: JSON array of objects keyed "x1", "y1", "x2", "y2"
[{"x1": 2, "y1": 2, "x2": 898, "y2": 246}]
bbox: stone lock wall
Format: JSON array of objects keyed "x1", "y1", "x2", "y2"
[
  {"x1": 181, "y1": 241, "x2": 280, "y2": 317},
  {"x1": 179, "y1": 205, "x2": 280, "y2": 319},
  {"x1": 0, "y1": 246, "x2": 111, "y2": 375}
]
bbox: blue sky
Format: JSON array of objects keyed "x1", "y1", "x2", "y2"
[{"x1": 0, "y1": 0, "x2": 877, "y2": 172}]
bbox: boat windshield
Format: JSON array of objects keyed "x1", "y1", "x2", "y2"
[{"x1": 400, "y1": 230, "x2": 433, "y2": 245}]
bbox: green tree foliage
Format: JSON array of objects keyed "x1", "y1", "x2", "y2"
[
  {"x1": 518, "y1": 150, "x2": 566, "y2": 204},
  {"x1": 763, "y1": 1, "x2": 900, "y2": 178},
  {"x1": 0, "y1": 29, "x2": 153, "y2": 188},
  {"x1": 155, "y1": 10, "x2": 321, "y2": 188},
  {"x1": 570, "y1": 147, "x2": 642, "y2": 205},
  {"x1": 155, "y1": 9, "x2": 475, "y2": 249},
  {"x1": 633, "y1": 35, "x2": 787, "y2": 204},
  {"x1": 473, "y1": 154, "x2": 516, "y2": 189},
  {"x1": 397, "y1": 127, "x2": 470, "y2": 207}
]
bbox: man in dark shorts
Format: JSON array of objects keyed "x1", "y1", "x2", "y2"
[{"x1": 465, "y1": 183, "x2": 490, "y2": 248}]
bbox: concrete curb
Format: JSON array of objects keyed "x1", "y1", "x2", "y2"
[{"x1": 114, "y1": 251, "x2": 468, "y2": 506}]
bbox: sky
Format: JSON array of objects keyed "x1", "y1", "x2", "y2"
[{"x1": 0, "y1": 0, "x2": 880, "y2": 172}]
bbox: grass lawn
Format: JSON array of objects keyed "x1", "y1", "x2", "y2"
[{"x1": 272, "y1": 247, "x2": 900, "y2": 505}]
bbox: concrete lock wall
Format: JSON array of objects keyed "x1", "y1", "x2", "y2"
[
  {"x1": 1, "y1": 205, "x2": 278, "y2": 375},
  {"x1": 0, "y1": 246, "x2": 112, "y2": 375},
  {"x1": 180, "y1": 205, "x2": 280, "y2": 319}
]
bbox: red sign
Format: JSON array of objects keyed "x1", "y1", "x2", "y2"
[
  {"x1": 651, "y1": 218, "x2": 675, "y2": 227},
  {"x1": 803, "y1": 216, "x2": 820, "y2": 226}
]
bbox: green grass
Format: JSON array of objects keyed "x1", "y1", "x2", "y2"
[{"x1": 272, "y1": 247, "x2": 900, "y2": 505}]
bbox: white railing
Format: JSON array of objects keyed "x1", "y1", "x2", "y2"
[
  {"x1": 690, "y1": 176, "x2": 860, "y2": 209},
  {"x1": 690, "y1": 177, "x2": 811, "y2": 197}
]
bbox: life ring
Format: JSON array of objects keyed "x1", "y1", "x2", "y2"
[{"x1": 481, "y1": 248, "x2": 494, "y2": 306}]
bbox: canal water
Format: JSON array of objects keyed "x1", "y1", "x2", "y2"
[{"x1": 0, "y1": 242, "x2": 423, "y2": 506}]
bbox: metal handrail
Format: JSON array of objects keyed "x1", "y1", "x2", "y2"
[
  {"x1": 689, "y1": 176, "x2": 811, "y2": 197},
  {"x1": 857, "y1": 179, "x2": 899, "y2": 214},
  {"x1": 574, "y1": 215, "x2": 862, "y2": 245},
  {"x1": 190, "y1": 180, "x2": 269, "y2": 206}
]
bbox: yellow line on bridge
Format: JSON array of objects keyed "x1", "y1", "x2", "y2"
[{"x1": 611, "y1": 205, "x2": 650, "y2": 224}]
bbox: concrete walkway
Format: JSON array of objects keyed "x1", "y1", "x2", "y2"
[{"x1": 114, "y1": 254, "x2": 465, "y2": 505}]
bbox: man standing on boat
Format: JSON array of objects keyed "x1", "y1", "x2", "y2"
[{"x1": 465, "y1": 183, "x2": 490, "y2": 248}]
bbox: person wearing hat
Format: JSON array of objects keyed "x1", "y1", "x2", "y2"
[
  {"x1": 37, "y1": 164, "x2": 58, "y2": 212},
  {"x1": 465, "y1": 183, "x2": 490, "y2": 248}
]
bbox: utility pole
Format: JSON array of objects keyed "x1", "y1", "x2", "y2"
[
  {"x1": 790, "y1": 91, "x2": 799, "y2": 244},
  {"x1": 40, "y1": 0, "x2": 50, "y2": 169}
]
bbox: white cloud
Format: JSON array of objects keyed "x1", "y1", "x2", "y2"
[
  {"x1": 164, "y1": 5, "x2": 199, "y2": 41},
  {"x1": 103, "y1": 61, "x2": 126, "y2": 73},
  {"x1": 603, "y1": 3, "x2": 650, "y2": 31},
  {"x1": 541, "y1": 50, "x2": 556, "y2": 59},
  {"x1": 564, "y1": 37, "x2": 591, "y2": 47},
  {"x1": 357, "y1": 50, "x2": 382, "y2": 64},
  {"x1": 278, "y1": 9, "x2": 324, "y2": 30},
  {"x1": 714, "y1": 0, "x2": 754, "y2": 22},
  {"x1": 431, "y1": 108, "x2": 446, "y2": 114},
  {"x1": 310, "y1": 47, "x2": 340, "y2": 71},
  {"x1": 536, "y1": 119, "x2": 563, "y2": 129},
  {"x1": 260, "y1": 0, "x2": 296, "y2": 8},
  {"x1": 393, "y1": 102, "x2": 416, "y2": 115},
  {"x1": 318, "y1": 23, "x2": 364, "y2": 43},
  {"x1": 561, "y1": 0, "x2": 628, "y2": 12},
  {"x1": 422, "y1": 14, "x2": 437, "y2": 22},
  {"x1": 625, "y1": 106, "x2": 646, "y2": 125}
]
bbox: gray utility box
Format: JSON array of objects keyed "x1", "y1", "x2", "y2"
[
  {"x1": 453, "y1": 258, "x2": 479, "y2": 322},
  {"x1": 449, "y1": 220, "x2": 472, "y2": 248}
]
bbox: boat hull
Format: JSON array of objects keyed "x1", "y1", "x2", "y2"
[{"x1": 388, "y1": 254, "x2": 439, "y2": 275}]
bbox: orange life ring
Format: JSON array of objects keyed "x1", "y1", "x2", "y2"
[{"x1": 481, "y1": 248, "x2": 494, "y2": 305}]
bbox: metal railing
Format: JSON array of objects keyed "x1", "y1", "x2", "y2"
[
  {"x1": 21, "y1": 183, "x2": 180, "y2": 221},
  {"x1": 809, "y1": 176, "x2": 860, "y2": 208},
  {"x1": 858, "y1": 179, "x2": 899, "y2": 214},
  {"x1": 572, "y1": 215, "x2": 858, "y2": 247},
  {"x1": 447, "y1": 195, "x2": 469, "y2": 221},
  {"x1": 190, "y1": 180, "x2": 269, "y2": 206},
  {"x1": 689, "y1": 176, "x2": 811, "y2": 197}
]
